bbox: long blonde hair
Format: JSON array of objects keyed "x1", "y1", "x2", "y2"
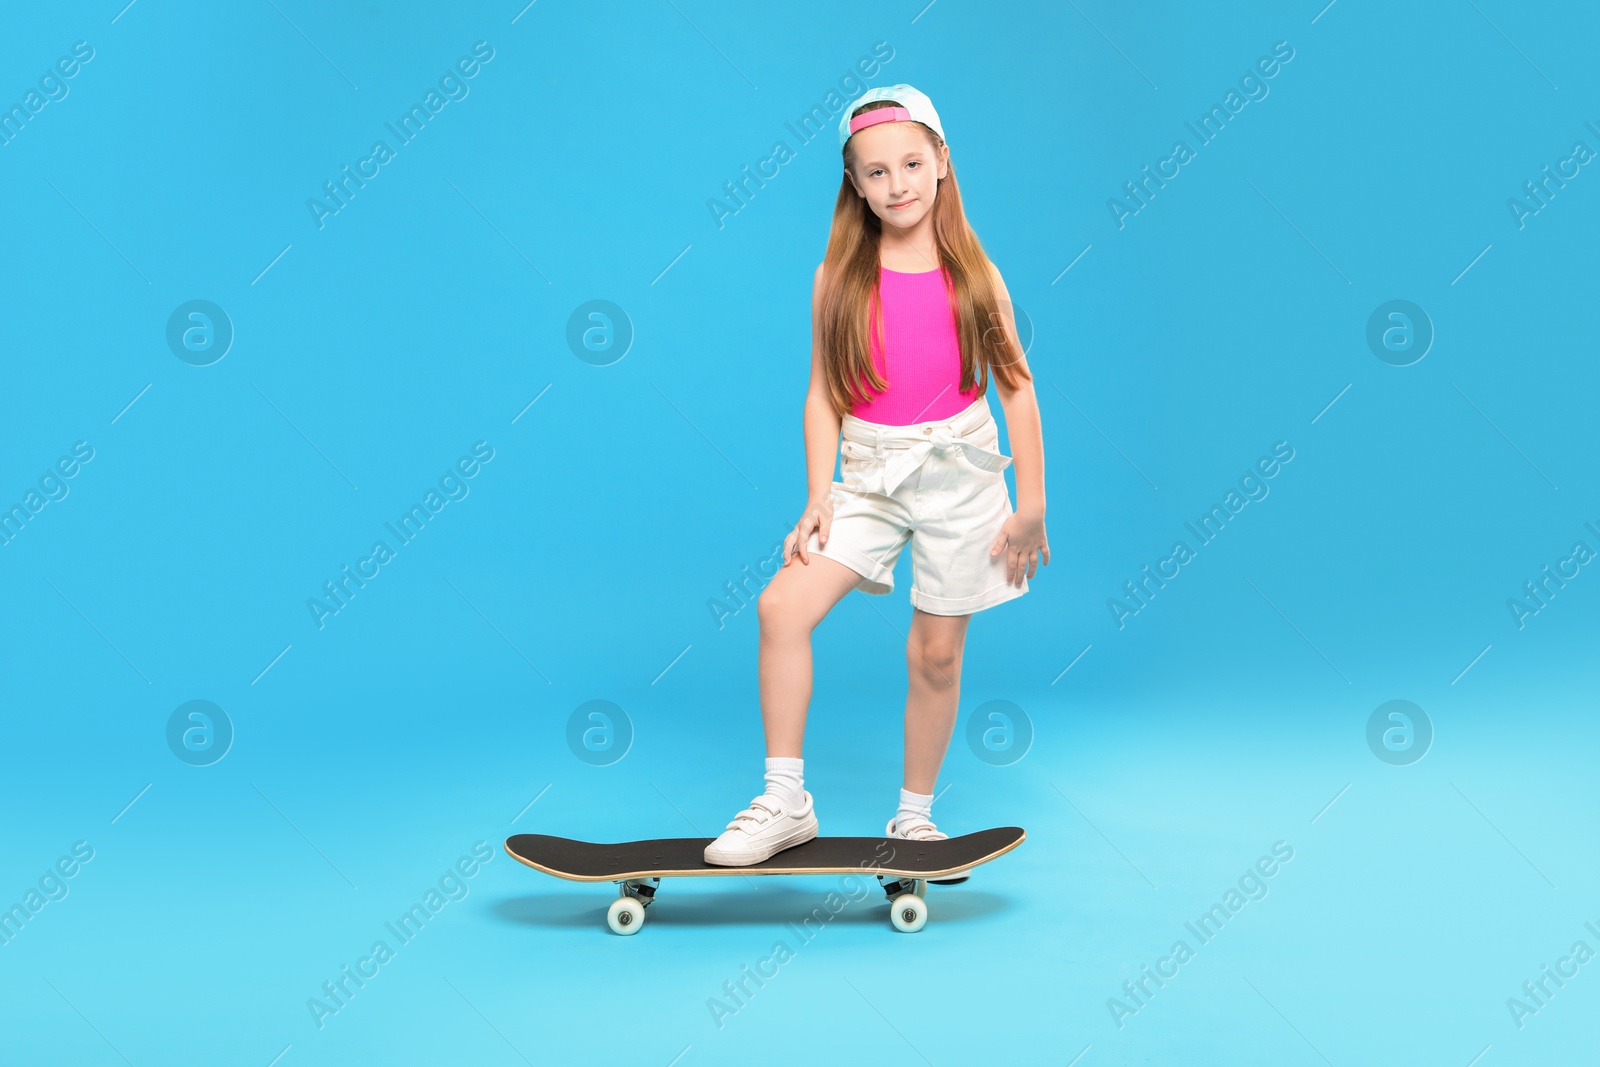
[{"x1": 819, "y1": 99, "x2": 1031, "y2": 417}]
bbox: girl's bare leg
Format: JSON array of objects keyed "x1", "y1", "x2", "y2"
[
  {"x1": 756, "y1": 554, "x2": 865, "y2": 757},
  {"x1": 902, "y1": 607, "x2": 973, "y2": 794}
]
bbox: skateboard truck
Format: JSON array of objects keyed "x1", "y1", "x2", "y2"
[
  {"x1": 875, "y1": 875, "x2": 926, "y2": 901},
  {"x1": 616, "y1": 877, "x2": 659, "y2": 904}
]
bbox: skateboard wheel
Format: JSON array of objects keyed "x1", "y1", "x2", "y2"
[
  {"x1": 607, "y1": 896, "x2": 646, "y2": 935},
  {"x1": 889, "y1": 892, "x2": 927, "y2": 933}
]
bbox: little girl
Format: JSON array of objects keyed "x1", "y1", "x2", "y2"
[{"x1": 705, "y1": 83, "x2": 1048, "y2": 866}]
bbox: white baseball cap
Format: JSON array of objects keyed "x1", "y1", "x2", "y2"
[{"x1": 838, "y1": 83, "x2": 946, "y2": 152}]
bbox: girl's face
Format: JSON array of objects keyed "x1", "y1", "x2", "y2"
[{"x1": 845, "y1": 121, "x2": 949, "y2": 233}]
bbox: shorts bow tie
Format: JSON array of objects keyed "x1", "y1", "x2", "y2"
[{"x1": 875, "y1": 426, "x2": 1012, "y2": 495}]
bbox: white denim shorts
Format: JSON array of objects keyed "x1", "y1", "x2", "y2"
[{"x1": 802, "y1": 395, "x2": 1028, "y2": 615}]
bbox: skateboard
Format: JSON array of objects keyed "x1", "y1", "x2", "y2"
[{"x1": 504, "y1": 826, "x2": 1025, "y2": 934}]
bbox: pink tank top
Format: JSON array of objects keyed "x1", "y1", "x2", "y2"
[{"x1": 849, "y1": 265, "x2": 979, "y2": 425}]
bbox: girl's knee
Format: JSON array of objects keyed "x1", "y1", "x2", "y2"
[
  {"x1": 907, "y1": 638, "x2": 961, "y2": 683},
  {"x1": 758, "y1": 581, "x2": 804, "y2": 632},
  {"x1": 759, "y1": 554, "x2": 846, "y2": 630},
  {"x1": 756, "y1": 582, "x2": 782, "y2": 623}
]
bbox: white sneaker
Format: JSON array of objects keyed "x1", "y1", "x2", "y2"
[
  {"x1": 885, "y1": 815, "x2": 947, "y2": 841},
  {"x1": 704, "y1": 791, "x2": 819, "y2": 866},
  {"x1": 886, "y1": 815, "x2": 969, "y2": 883}
]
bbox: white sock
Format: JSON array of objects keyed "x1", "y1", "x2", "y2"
[
  {"x1": 764, "y1": 756, "x2": 805, "y2": 808},
  {"x1": 897, "y1": 787, "x2": 934, "y2": 827}
]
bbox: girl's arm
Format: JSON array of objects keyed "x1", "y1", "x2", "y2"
[
  {"x1": 783, "y1": 262, "x2": 844, "y2": 567},
  {"x1": 986, "y1": 262, "x2": 1045, "y2": 519},
  {"x1": 803, "y1": 261, "x2": 843, "y2": 501}
]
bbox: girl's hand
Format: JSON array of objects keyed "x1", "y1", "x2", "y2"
[
  {"x1": 991, "y1": 508, "x2": 1049, "y2": 586},
  {"x1": 783, "y1": 494, "x2": 836, "y2": 566}
]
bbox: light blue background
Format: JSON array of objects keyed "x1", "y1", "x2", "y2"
[{"x1": 1, "y1": 1, "x2": 1595, "y2": 1064}]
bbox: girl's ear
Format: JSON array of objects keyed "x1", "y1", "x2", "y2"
[
  {"x1": 843, "y1": 166, "x2": 864, "y2": 198},
  {"x1": 936, "y1": 144, "x2": 950, "y2": 180}
]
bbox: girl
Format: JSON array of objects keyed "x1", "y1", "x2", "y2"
[{"x1": 705, "y1": 83, "x2": 1048, "y2": 866}]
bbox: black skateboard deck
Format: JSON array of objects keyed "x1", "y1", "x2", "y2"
[{"x1": 505, "y1": 826, "x2": 1025, "y2": 934}]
